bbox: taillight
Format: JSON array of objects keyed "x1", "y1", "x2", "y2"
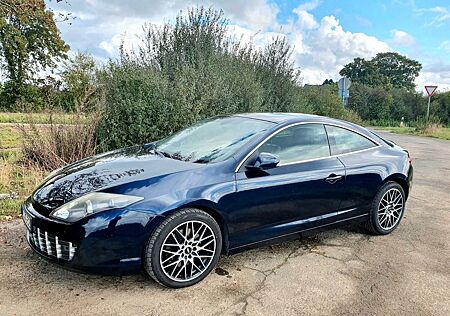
[{"x1": 407, "y1": 152, "x2": 412, "y2": 164}]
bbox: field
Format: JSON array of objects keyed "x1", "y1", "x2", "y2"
[
  {"x1": 0, "y1": 112, "x2": 81, "y2": 124},
  {"x1": 371, "y1": 125, "x2": 450, "y2": 140}
]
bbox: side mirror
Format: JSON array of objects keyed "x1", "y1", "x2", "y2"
[{"x1": 246, "y1": 152, "x2": 280, "y2": 171}]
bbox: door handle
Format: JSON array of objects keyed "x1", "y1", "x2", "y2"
[{"x1": 325, "y1": 174, "x2": 343, "y2": 184}]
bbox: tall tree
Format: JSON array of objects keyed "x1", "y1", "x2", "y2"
[
  {"x1": 0, "y1": 0, "x2": 69, "y2": 85},
  {"x1": 340, "y1": 52, "x2": 421, "y2": 91},
  {"x1": 60, "y1": 52, "x2": 97, "y2": 112}
]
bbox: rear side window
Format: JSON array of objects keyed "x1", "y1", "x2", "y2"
[
  {"x1": 325, "y1": 125, "x2": 377, "y2": 155},
  {"x1": 258, "y1": 124, "x2": 330, "y2": 164}
]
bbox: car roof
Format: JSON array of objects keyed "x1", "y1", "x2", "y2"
[
  {"x1": 235, "y1": 112, "x2": 340, "y2": 124},
  {"x1": 233, "y1": 112, "x2": 386, "y2": 145}
]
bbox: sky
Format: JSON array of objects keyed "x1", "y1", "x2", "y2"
[{"x1": 47, "y1": 0, "x2": 450, "y2": 92}]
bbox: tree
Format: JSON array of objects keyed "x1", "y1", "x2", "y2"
[
  {"x1": 60, "y1": 52, "x2": 97, "y2": 112},
  {"x1": 0, "y1": 0, "x2": 69, "y2": 86},
  {"x1": 432, "y1": 91, "x2": 450, "y2": 125},
  {"x1": 340, "y1": 52, "x2": 421, "y2": 91}
]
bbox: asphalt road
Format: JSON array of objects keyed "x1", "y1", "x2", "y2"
[{"x1": 0, "y1": 132, "x2": 449, "y2": 315}]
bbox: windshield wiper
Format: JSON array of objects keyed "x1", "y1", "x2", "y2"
[{"x1": 153, "y1": 149, "x2": 186, "y2": 161}]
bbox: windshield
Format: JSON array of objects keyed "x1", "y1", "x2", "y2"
[{"x1": 155, "y1": 116, "x2": 275, "y2": 163}]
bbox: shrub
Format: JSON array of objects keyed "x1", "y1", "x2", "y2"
[
  {"x1": 413, "y1": 115, "x2": 442, "y2": 133},
  {"x1": 20, "y1": 111, "x2": 99, "y2": 170},
  {"x1": 59, "y1": 52, "x2": 99, "y2": 112},
  {"x1": 347, "y1": 83, "x2": 392, "y2": 121},
  {"x1": 294, "y1": 85, "x2": 362, "y2": 124},
  {"x1": 431, "y1": 91, "x2": 450, "y2": 126},
  {"x1": 96, "y1": 65, "x2": 173, "y2": 151},
  {"x1": 0, "y1": 81, "x2": 46, "y2": 112}
]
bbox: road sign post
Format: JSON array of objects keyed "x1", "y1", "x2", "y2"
[
  {"x1": 338, "y1": 77, "x2": 351, "y2": 106},
  {"x1": 424, "y1": 85, "x2": 438, "y2": 120}
]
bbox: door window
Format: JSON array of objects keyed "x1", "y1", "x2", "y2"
[
  {"x1": 258, "y1": 124, "x2": 330, "y2": 164},
  {"x1": 325, "y1": 125, "x2": 377, "y2": 155}
]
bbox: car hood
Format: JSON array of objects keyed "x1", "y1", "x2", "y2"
[{"x1": 32, "y1": 144, "x2": 203, "y2": 210}]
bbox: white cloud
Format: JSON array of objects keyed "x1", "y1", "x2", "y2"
[
  {"x1": 293, "y1": 9, "x2": 318, "y2": 30},
  {"x1": 415, "y1": 5, "x2": 450, "y2": 26},
  {"x1": 47, "y1": 0, "x2": 279, "y2": 60},
  {"x1": 440, "y1": 40, "x2": 450, "y2": 53},
  {"x1": 292, "y1": 15, "x2": 391, "y2": 84},
  {"x1": 217, "y1": 0, "x2": 279, "y2": 30},
  {"x1": 416, "y1": 61, "x2": 450, "y2": 92},
  {"x1": 389, "y1": 29, "x2": 416, "y2": 47},
  {"x1": 296, "y1": 0, "x2": 321, "y2": 12},
  {"x1": 226, "y1": 25, "x2": 286, "y2": 50}
]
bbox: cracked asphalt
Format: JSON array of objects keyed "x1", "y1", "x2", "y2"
[{"x1": 0, "y1": 132, "x2": 449, "y2": 315}]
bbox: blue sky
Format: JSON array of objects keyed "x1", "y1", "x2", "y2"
[{"x1": 47, "y1": 0, "x2": 450, "y2": 91}]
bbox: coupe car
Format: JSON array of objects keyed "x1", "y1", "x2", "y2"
[{"x1": 22, "y1": 113, "x2": 413, "y2": 288}]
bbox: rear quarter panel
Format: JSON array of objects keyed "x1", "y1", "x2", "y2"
[{"x1": 338, "y1": 145, "x2": 409, "y2": 212}]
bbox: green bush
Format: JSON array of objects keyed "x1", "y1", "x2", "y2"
[
  {"x1": 59, "y1": 52, "x2": 99, "y2": 112},
  {"x1": 0, "y1": 81, "x2": 46, "y2": 111},
  {"x1": 413, "y1": 115, "x2": 442, "y2": 132},
  {"x1": 293, "y1": 85, "x2": 361, "y2": 123},
  {"x1": 431, "y1": 91, "x2": 450, "y2": 126}
]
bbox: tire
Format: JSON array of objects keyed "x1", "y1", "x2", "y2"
[
  {"x1": 365, "y1": 181, "x2": 406, "y2": 235},
  {"x1": 144, "y1": 208, "x2": 222, "y2": 288}
]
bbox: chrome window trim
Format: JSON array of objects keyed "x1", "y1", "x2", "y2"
[{"x1": 234, "y1": 121, "x2": 381, "y2": 172}]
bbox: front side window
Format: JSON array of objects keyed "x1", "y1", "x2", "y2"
[
  {"x1": 156, "y1": 116, "x2": 275, "y2": 163},
  {"x1": 325, "y1": 125, "x2": 377, "y2": 155},
  {"x1": 258, "y1": 124, "x2": 330, "y2": 165}
]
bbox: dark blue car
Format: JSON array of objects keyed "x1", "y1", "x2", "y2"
[{"x1": 22, "y1": 113, "x2": 413, "y2": 288}]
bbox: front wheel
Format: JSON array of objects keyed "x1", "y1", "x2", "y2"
[
  {"x1": 365, "y1": 181, "x2": 406, "y2": 235},
  {"x1": 144, "y1": 208, "x2": 222, "y2": 288}
]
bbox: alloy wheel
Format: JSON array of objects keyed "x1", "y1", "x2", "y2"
[
  {"x1": 377, "y1": 188, "x2": 404, "y2": 230},
  {"x1": 159, "y1": 220, "x2": 216, "y2": 282}
]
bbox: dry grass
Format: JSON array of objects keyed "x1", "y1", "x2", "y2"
[
  {"x1": 0, "y1": 156, "x2": 46, "y2": 220},
  {"x1": 0, "y1": 111, "x2": 100, "y2": 220},
  {"x1": 20, "y1": 112, "x2": 100, "y2": 170},
  {"x1": 0, "y1": 112, "x2": 84, "y2": 124},
  {"x1": 0, "y1": 125, "x2": 22, "y2": 150}
]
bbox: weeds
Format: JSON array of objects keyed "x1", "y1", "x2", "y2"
[
  {"x1": 19, "y1": 111, "x2": 100, "y2": 170},
  {"x1": 0, "y1": 156, "x2": 46, "y2": 220},
  {"x1": 414, "y1": 115, "x2": 442, "y2": 133}
]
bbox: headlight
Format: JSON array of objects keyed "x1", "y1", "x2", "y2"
[{"x1": 50, "y1": 193, "x2": 144, "y2": 222}]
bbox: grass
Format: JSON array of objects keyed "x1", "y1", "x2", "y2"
[
  {"x1": 371, "y1": 126, "x2": 450, "y2": 140},
  {"x1": 0, "y1": 156, "x2": 46, "y2": 220},
  {"x1": 0, "y1": 125, "x2": 23, "y2": 149},
  {"x1": 0, "y1": 122, "x2": 46, "y2": 220},
  {"x1": 0, "y1": 112, "x2": 83, "y2": 124}
]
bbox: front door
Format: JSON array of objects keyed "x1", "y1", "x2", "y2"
[{"x1": 227, "y1": 123, "x2": 346, "y2": 248}]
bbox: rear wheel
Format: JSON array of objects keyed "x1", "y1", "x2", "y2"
[
  {"x1": 365, "y1": 181, "x2": 405, "y2": 235},
  {"x1": 144, "y1": 208, "x2": 222, "y2": 288}
]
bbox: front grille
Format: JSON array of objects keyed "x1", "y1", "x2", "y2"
[{"x1": 27, "y1": 227, "x2": 76, "y2": 261}]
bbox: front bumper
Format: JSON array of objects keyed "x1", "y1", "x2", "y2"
[{"x1": 22, "y1": 201, "x2": 162, "y2": 275}]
